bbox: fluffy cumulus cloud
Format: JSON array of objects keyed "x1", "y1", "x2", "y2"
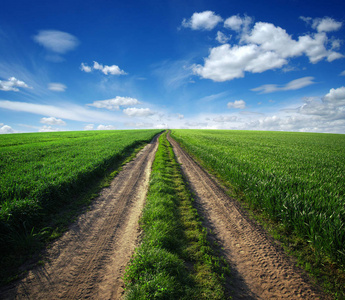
[
  {"x1": 227, "y1": 100, "x2": 246, "y2": 109},
  {"x1": 48, "y1": 83, "x2": 67, "y2": 92},
  {"x1": 251, "y1": 77, "x2": 316, "y2": 94},
  {"x1": 301, "y1": 16, "x2": 343, "y2": 33},
  {"x1": 323, "y1": 86, "x2": 345, "y2": 106},
  {"x1": 224, "y1": 15, "x2": 253, "y2": 32},
  {"x1": 0, "y1": 124, "x2": 15, "y2": 134},
  {"x1": 182, "y1": 11, "x2": 222, "y2": 30},
  {"x1": 123, "y1": 107, "x2": 155, "y2": 117},
  {"x1": 193, "y1": 44, "x2": 287, "y2": 81},
  {"x1": 191, "y1": 15, "x2": 343, "y2": 82},
  {"x1": 33, "y1": 30, "x2": 79, "y2": 54},
  {"x1": 40, "y1": 116, "x2": 66, "y2": 125},
  {"x1": 289, "y1": 86, "x2": 345, "y2": 128},
  {"x1": 0, "y1": 77, "x2": 30, "y2": 91},
  {"x1": 87, "y1": 96, "x2": 140, "y2": 110},
  {"x1": 81, "y1": 61, "x2": 127, "y2": 75}
]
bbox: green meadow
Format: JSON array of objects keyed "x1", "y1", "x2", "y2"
[
  {"x1": 170, "y1": 129, "x2": 345, "y2": 267},
  {"x1": 0, "y1": 130, "x2": 161, "y2": 259}
]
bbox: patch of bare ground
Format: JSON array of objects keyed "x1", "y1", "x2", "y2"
[
  {"x1": 167, "y1": 133, "x2": 328, "y2": 300},
  {"x1": 0, "y1": 135, "x2": 159, "y2": 300}
]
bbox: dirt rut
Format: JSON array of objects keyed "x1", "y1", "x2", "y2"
[
  {"x1": 168, "y1": 134, "x2": 325, "y2": 300},
  {"x1": 0, "y1": 136, "x2": 159, "y2": 300}
]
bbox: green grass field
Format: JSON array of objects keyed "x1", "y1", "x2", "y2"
[
  {"x1": 0, "y1": 130, "x2": 161, "y2": 259},
  {"x1": 170, "y1": 130, "x2": 345, "y2": 267}
]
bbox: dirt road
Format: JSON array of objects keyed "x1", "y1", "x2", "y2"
[
  {"x1": 168, "y1": 134, "x2": 325, "y2": 300},
  {"x1": 0, "y1": 135, "x2": 159, "y2": 300}
]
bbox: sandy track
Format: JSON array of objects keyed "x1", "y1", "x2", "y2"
[
  {"x1": 168, "y1": 134, "x2": 326, "y2": 300},
  {"x1": 0, "y1": 135, "x2": 159, "y2": 300}
]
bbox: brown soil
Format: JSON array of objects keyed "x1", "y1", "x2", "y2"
[
  {"x1": 0, "y1": 135, "x2": 159, "y2": 300},
  {"x1": 167, "y1": 134, "x2": 328, "y2": 300}
]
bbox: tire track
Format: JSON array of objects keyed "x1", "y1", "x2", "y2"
[
  {"x1": 0, "y1": 135, "x2": 159, "y2": 300},
  {"x1": 168, "y1": 133, "x2": 326, "y2": 300}
]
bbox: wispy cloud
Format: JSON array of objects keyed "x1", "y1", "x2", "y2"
[
  {"x1": 123, "y1": 107, "x2": 155, "y2": 117},
  {"x1": 48, "y1": 82, "x2": 67, "y2": 92},
  {"x1": 0, "y1": 100, "x2": 119, "y2": 122},
  {"x1": 33, "y1": 30, "x2": 79, "y2": 54},
  {"x1": 251, "y1": 77, "x2": 316, "y2": 94}
]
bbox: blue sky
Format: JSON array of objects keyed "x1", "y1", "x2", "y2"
[{"x1": 0, "y1": 0, "x2": 344, "y2": 134}]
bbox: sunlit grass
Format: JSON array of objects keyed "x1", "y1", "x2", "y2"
[
  {"x1": 170, "y1": 129, "x2": 345, "y2": 266},
  {"x1": 124, "y1": 132, "x2": 228, "y2": 299},
  {"x1": 0, "y1": 129, "x2": 161, "y2": 283}
]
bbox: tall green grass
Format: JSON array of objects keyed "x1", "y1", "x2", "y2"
[
  {"x1": 0, "y1": 130, "x2": 161, "y2": 257},
  {"x1": 170, "y1": 130, "x2": 345, "y2": 267},
  {"x1": 124, "y1": 132, "x2": 228, "y2": 299}
]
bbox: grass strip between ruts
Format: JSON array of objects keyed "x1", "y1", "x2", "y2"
[{"x1": 123, "y1": 132, "x2": 230, "y2": 299}]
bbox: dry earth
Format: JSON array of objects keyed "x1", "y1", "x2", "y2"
[
  {"x1": 167, "y1": 133, "x2": 327, "y2": 300},
  {"x1": 0, "y1": 135, "x2": 159, "y2": 300}
]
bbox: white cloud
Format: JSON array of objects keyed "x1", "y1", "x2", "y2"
[
  {"x1": 97, "y1": 124, "x2": 116, "y2": 130},
  {"x1": 216, "y1": 31, "x2": 231, "y2": 43},
  {"x1": 340, "y1": 70, "x2": 345, "y2": 76},
  {"x1": 177, "y1": 114, "x2": 184, "y2": 119},
  {"x1": 123, "y1": 107, "x2": 155, "y2": 117},
  {"x1": 81, "y1": 61, "x2": 127, "y2": 75},
  {"x1": 224, "y1": 15, "x2": 253, "y2": 32},
  {"x1": 0, "y1": 125, "x2": 15, "y2": 134},
  {"x1": 88, "y1": 96, "x2": 140, "y2": 110},
  {"x1": 48, "y1": 82, "x2": 67, "y2": 92},
  {"x1": 251, "y1": 76, "x2": 316, "y2": 94},
  {"x1": 193, "y1": 44, "x2": 286, "y2": 81},
  {"x1": 193, "y1": 16, "x2": 343, "y2": 82},
  {"x1": 40, "y1": 116, "x2": 66, "y2": 125},
  {"x1": 38, "y1": 125, "x2": 63, "y2": 132},
  {"x1": 312, "y1": 17, "x2": 342, "y2": 33},
  {"x1": 84, "y1": 124, "x2": 94, "y2": 130},
  {"x1": 33, "y1": 30, "x2": 79, "y2": 54},
  {"x1": 0, "y1": 77, "x2": 31, "y2": 91},
  {"x1": 227, "y1": 100, "x2": 246, "y2": 109},
  {"x1": 182, "y1": 11, "x2": 223, "y2": 30},
  {"x1": 80, "y1": 63, "x2": 92, "y2": 73},
  {"x1": 290, "y1": 87, "x2": 345, "y2": 125},
  {"x1": 323, "y1": 86, "x2": 345, "y2": 106},
  {"x1": 0, "y1": 100, "x2": 118, "y2": 122},
  {"x1": 244, "y1": 22, "x2": 342, "y2": 63}
]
